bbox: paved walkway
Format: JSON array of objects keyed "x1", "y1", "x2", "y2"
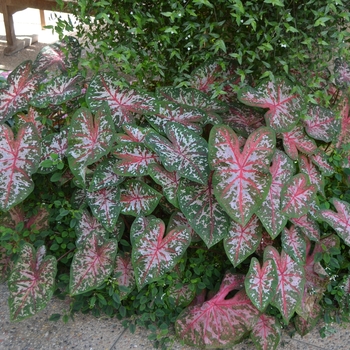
[{"x1": 1, "y1": 8, "x2": 350, "y2": 350}]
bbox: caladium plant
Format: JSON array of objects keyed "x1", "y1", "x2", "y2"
[{"x1": 0, "y1": 42, "x2": 350, "y2": 350}]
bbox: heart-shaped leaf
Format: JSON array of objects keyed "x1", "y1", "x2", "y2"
[
  {"x1": 178, "y1": 174, "x2": 230, "y2": 248},
  {"x1": 115, "y1": 124, "x2": 152, "y2": 143},
  {"x1": 113, "y1": 252, "x2": 136, "y2": 299},
  {"x1": 290, "y1": 214, "x2": 320, "y2": 241},
  {"x1": 224, "y1": 215, "x2": 262, "y2": 267},
  {"x1": 250, "y1": 314, "x2": 281, "y2": 350},
  {"x1": 310, "y1": 150, "x2": 334, "y2": 176},
  {"x1": 256, "y1": 150, "x2": 295, "y2": 238},
  {"x1": 145, "y1": 122, "x2": 210, "y2": 185},
  {"x1": 167, "y1": 210, "x2": 200, "y2": 242},
  {"x1": 264, "y1": 246, "x2": 305, "y2": 323},
  {"x1": 281, "y1": 225, "x2": 306, "y2": 265},
  {"x1": 130, "y1": 215, "x2": 156, "y2": 245},
  {"x1": 238, "y1": 79, "x2": 303, "y2": 132},
  {"x1": 120, "y1": 180, "x2": 162, "y2": 217},
  {"x1": 132, "y1": 218, "x2": 190, "y2": 289},
  {"x1": 299, "y1": 155, "x2": 324, "y2": 195},
  {"x1": 0, "y1": 123, "x2": 41, "y2": 211},
  {"x1": 69, "y1": 233, "x2": 118, "y2": 295},
  {"x1": 209, "y1": 125, "x2": 275, "y2": 225},
  {"x1": 8, "y1": 243, "x2": 57, "y2": 321},
  {"x1": 67, "y1": 105, "x2": 115, "y2": 186},
  {"x1": 321, "y1": 198, "x2": 350, "y2": 246}
]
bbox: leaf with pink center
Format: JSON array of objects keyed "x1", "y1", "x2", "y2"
[
  {"x1": 69, "y1": 233, "x2": 118, "y2": 295},
  {"x1": 86, "y1": 72, "x2": 156, "y2": 127},
  {"x1": 113, "y1": 252, "x2": 135, "y2": 299},
  {"x1": 299, "y1": 154, "x2": 324, "y2": 195},
  {"x1": 209, "y1": 125, "x2": 275, "y2": 225},
  {"x1": 256, "y1": 150, "x2": 295, "y2": 238},
  {"x1": 304, "y1": 105, "x2": 340, "y2": 142},
  {"x1": 8, "y1": 243, "x2": 57, "y2": 321},
  {"x1": 281, "y1": 225, "x2": 306, "y2": 265},
  {"x1": 167, "y1": 281, "x2": 196, "y2": 308},
  {"x1": 335, "y1": 93, "x2": 350, "y2": 149},
  {"x1": 281, "y1": 174, "x2": 316, "y2": 219},
  {"x1": 264, "y1": 246, "x2": 305, "y2": 323},
  {"x1": 222, "y1": 104, "x2": 265, "y2": 137},
  {"x1": 282, "y1": 125, "x2": 317, "y2": 160},
  {"x1": 115, "y1": 124, "x2": 152, "y2": 143},
  {"x1": 310, "y1": 150, "x2": 334, "y2": 176},
  {"x1": 250, "y1": 314, "x2": 281, "y2": 350},
  {"x1": 131, "y1": 218, "x2": 191, "y2": 289},
  {"x1": 130, "y1": 215, "x2": 157, "y2": 245},
  {"x1": 167, "y1": 210, "x2": 200, "y2": 242},
  {"x1": 31, "y1": 75, "x2": 84, "y2": 108},
  {"x1": 88, "y1": 159, "x2": 124, "y2": 192},
  {"x1": 321, "y1": 198, "x2": 350, "y2": 246},
  {"x1": 0, "y1": 61, "x2": 42, "y2": 123},
  {"x1": 113, "y1": 142, "x2": 159, "y2": 176},
  {"x1": 334, "y1": 57, "x2": 350, "y2": 89},
  {"x1": 145, "y1": 122, "x2": 210, "y2": 185},
  {"x1": 67, "y1": 105, "x2": 115, "y2": 186},
  {"x1": 238, "y1": 79, "x2": 303, "y2": 132},
  {"x1": 86, "y1": 186, "x2": 121, "y2": 232},
  {"x1": 244, "y1": 257, "x2": 278, "y2": 311},
  {"x1": 178, "y1": 175, "x2": 230, "y2": 248},
  {"x1": 0, "y1": 123, "x2": 41, "y2": 211},
  {"x1": 290, "y1": 214, "x2": 320, "y2": 241},
  {"x1": 120, "y1": 180, "x2": 162, "y2": 217},
  {"x1": 175, "y1": 272, "x2": 259, "y2": 348},
  {"x1": 148, "y1": 163, "x2": 181, "y2": 208},
  {"x1": 224, "y1": 215, "x2": 262, "y2": 267}
]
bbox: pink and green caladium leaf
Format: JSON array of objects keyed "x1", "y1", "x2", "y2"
[
  {"x1": 8, "y1": 243, "x2": 57, "y2": 321},
  {"x1": 334, "y1": 57, "x2": 350, "y2": 89},
  {"x1": 115, "y1": 124, "x2": 152, "y2": 144},
  {"x1": 281, "y1": 125, "x2": 317, "y2": 160},
  {"x1": 310, "y1": 150, "x2": 334, "y2": 176},
  {"x1": 88, "y1": 158, "x2": 124, "y2": 192},
  {"x1": 335, "y1": 93, "x2": 350, "y2": 149},
  {"x1": 145, "y1": 122, "x2": 210, "y2": 185},
  {"x1": 120, "y1": 180, "x2": 162, "y2": 217},
  {"x1": 31, "y1": 75, "x2": 84, "y2": 108},
  {"x1": 145, "y1": 101, "x2": 206, "y2": 135},
  {"x1": 67, "y1": 105, "x2": 115, "y2": 187},
  {"x1": 238, "y1": 79, "x2": 303, "y2": 132},
  {"x1": 178, "y1": 174, "x2": 230, "y2": 248},
  {"x1": 256, "y1": 150, "x2": 295, "y2": 238},
  {"x1": 209, "y1": 125, "x2": 275, "y2": 225},
  {"x1": 224, "y1": 215, "x2": 262, "y2": 267},
  {"x1": 113, "y1": 142, "x2": 159, "y2": 176},
  {"x1": 113, "y1": 252, "x2": 136, "y2": 299},
  {"x1": 0, "y1": 123, "x2": 41, "y2": 211},
  {"x1": 86, "y1": 72, "x2": 156, "y2": 127},
  {"x1": 175, "y1": 272, "x2": 259, "y2": 348},
  {"x1": 250, "y1": 314, "x2": 281, "y2": 350},
  {"x1": 290, "y1": 214, "x2": 320, "y2": 241},
  {"x1": 86, "y1": 186, "x2": 121, "y2": 232},
  {"x1": 130, "y1": 215, "x2": 156, "y2": 246},
  {"x1": 167, "y1": 210, "x2": 201, "y2": 242},
  {"x1": 16, "y1": 107, "x2": 45, "y2": 136},
  {"x1": 321, "y1": 198, "x2": 350, "y2": 247},
  {"x1": 281, "y1": 225, "x2": 306, "y2": 265},
  {"x1": 280, "y1": 174, "x2": 317, "y2": 219},
  {"x1": 69, "y1": 233, "x2": 118, "y2": 295},
  {"x1": 131, "y1": 218, "x2": 191, "y2": 290},
  {"x1": 222, "y1": 104, "x2": 265, "y2": 138},
  {"x1": 294, "y1": 303, "x2": 323, "y2": 337},
  {"x1": 299, "y1": 155, "x2": 325, "y2": 196},
  {"x1": 244, "y1": 257, "x2": 278, "y2": 312},
  {"x1": 304, "y1": 105, "x2": 340, "y2": 143},
  {"x1": 75, "y1": 210, "x2": 109, "y2": 247},
  {"x1": 264, "y1": 246, "x2": 305, "y2": 323},
  {"x1": 0, "y1": 61, "x2": 42, "y2": 123},
  {"x1": 148, "y1": 163, "x2": 181, "y2": 208},
  {"x1": 167, "y1": 281, "x2": 196, "y2": 308}
]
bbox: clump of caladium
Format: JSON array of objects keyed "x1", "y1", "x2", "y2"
[{"x1": 1, "y1": 37, "x2": 350, "y2": 350}]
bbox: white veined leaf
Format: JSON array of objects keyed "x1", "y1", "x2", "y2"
[
  {"x1": 115, "y1": 124, "x2": 152, "y2": 143},
  {"x1": 250, "y1": 314, "x2": 281, "y2": 350},
  {"x1": 113, "y1": 252, "x2": 136, "y2": 299},
  {"x1": 290, "y1": 214, "x2": 320, "y2": 241},
  {"x1": 281, "y1": 225, "x2": 306, "y2": 265},
  {"x1": 299, "y1": 154, "x2": 324, "y2": 195},
  {"x1": 130, "y1": 215, "x2": 156, "y2": 246}
]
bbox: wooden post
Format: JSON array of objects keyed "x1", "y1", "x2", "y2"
[{"x1": 39, "y1": 9, "x2": 46, "y2": 29}]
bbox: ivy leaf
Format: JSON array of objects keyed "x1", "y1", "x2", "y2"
[
  {"x1": 113, "y1": 252, "x2": 136, "y2": 299},
  {"x1": 281, "y1": 225, "x2": 306, "y2": 265},
  {"x1": 264, "y1": 246, "x2": 305, "y2": 323},
  {"x1": 0, "y1": 123, "x2": 41, "y2": 211},
  {"x1": 113, "y1": 142, "x2": 159, "y2": 176},
  {"x1": 0, "y1": 61, "x2": 42, "y2": 123},
  {"x1": 178, "y1": 174, "x2": 230, "y2": 248},
  {"x1": 282, "y1": 125, "x2": 317, "y2": 160},
  {"x1": 238, "y1": 79, "x2": 303, "y2": 132},
  {"x1": 145, "y1": 122, "x2": 210, "y2": 185},
  {"x1": 8, "y1": 243, "x2": 57, "y2": 321},
  {"x1": 256, "y1": 150, "x2": 295, "y2": 238},
  {"x1": 245, "y1": 258, "x2": 278, "y2": 312},
  {"x1": 209, "y1": 125, "x2": 275, "y2": 225},
  {"x1": 69, "y1": 233, "x2": 118, "y2": 295},
  {"x1": 281, "y1": 174, "x2": 316, "y2": 218},
  {"x1": 131, "y1": 218, "x2": 190, "y2": 289},
  {"x1": 250, "y1": 314, "x2": 281, "y2": 350},
  {"x1": 224, "y1": 215, "x2": 262, "y2": 267},
  {"x1": 321, "y1": 199, "x2": 350, "y2": 246},
  {"x1": 67, "y1": 105, "x2": 115, "y2": 186},
  {"x1": 120, "y1": 180, "x2": 162, "y2": 217}
]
